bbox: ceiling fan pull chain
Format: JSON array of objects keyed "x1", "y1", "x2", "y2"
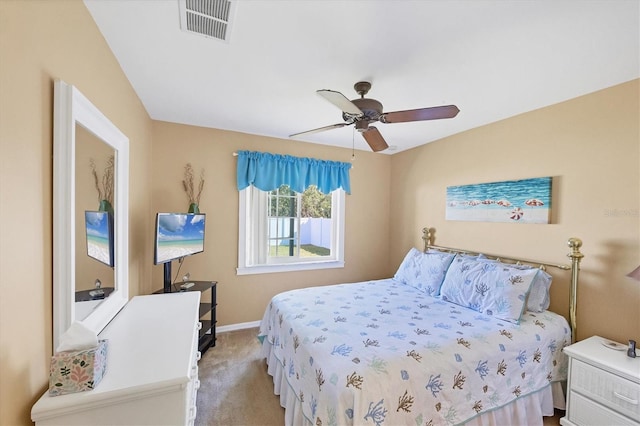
[{"x1": 351, "y1": 128, "x2": 356, "y2": 164}]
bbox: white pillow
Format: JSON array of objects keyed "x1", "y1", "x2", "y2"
[
  {"x1": 394, "y1": 248, "x2": 455, "y2": 296},
  {"x1": 440, "y1": 255, "x2": 539, "y2": 324}
]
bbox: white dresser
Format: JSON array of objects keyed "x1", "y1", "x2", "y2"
[
  {"x1": 561, "y1": 336, "x2": 640, "y2": 426},
  {"x1": 32, "y1": 292, "x2": 202, "y2": 425}
]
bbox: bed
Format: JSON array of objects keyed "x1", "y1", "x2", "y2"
[{"x1": 258, "y1": 228, "x2": 584, "y2": 425}]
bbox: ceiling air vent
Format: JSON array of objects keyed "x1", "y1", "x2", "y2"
[{"x1": 179, "y1": 0, "x2": 235, "y2": 42}]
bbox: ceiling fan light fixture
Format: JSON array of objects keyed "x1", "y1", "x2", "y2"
[{"x1": 351, "y1": 98, "x2": 383, "y2": 120}]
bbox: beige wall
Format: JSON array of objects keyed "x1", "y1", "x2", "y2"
[
  {"x1": 389, "y1": 79, "x2": 640, "y2": 344},
  {"x1": 150, "y1": 122, "x2": 392, "y2": 325},
  {"x1": 0, "y1": 1, "x2": 153, "y2": 424}
]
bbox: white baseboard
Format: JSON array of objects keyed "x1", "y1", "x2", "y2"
[{"x1": 217, "y1": 320, "x2": 260, "y2": 333}]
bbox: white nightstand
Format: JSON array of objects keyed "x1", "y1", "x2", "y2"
[{"x1": 561, "y1": 336, "x2": 640, "y2": 426}]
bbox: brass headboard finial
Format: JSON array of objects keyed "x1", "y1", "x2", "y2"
[
  {"x1": 568, "y1": 238, "x2": 584, "y2": 259},
  {"x1": 567, "y1": 237, "x2": 584, "y2": 344},
  {"x1": 422, "y1": 227, "x2": 433, "y2": 251}
]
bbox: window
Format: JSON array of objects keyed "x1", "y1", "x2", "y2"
[
  {"x1": 235, "y1": 150, "x2": 350, "y2": 274},
  {"x1": 237, "y1": 184, "x2": 345, "y2": 275}
]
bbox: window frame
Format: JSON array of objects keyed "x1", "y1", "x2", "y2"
[{"x1": 237, "y1": 185, "x2": 345, "y2": 275}]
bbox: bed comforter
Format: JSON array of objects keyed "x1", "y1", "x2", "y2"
[{"x1": 258, "y1": 278, "x2": 570, "y2": 426}]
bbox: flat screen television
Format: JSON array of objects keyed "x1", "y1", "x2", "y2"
[
  {"x1": 85, "y1": 211, "x2": 115, "y2": 268},
  {"x1": 154, "y1": 212, "x2": 206, "y2": 292}
]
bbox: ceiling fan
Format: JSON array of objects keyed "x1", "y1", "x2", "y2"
[{"x1": 290, "y1": 81, "x2": 460, "y2": 152}]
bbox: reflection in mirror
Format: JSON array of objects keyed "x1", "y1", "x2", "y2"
[
  {"x1": 53, "y1": 80, "x2": 129, "y2": 351},
  {"x1": 74, "y1": 124, "x2": 116, "y2": 320}
]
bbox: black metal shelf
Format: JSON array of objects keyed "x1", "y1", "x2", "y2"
[{"x1": 199, "y1": 303, "x2": 211, "y2": 318}]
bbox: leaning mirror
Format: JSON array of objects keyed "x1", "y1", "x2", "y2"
[
  {"x1": 53, "y1": 80, "x2": 129, "y2": 351},
  {"x1": 74, "y1": 125, "x2": 116, "y2": 320}
]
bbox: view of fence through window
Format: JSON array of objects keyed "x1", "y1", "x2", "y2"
[{"x1": 268, "y1": 185, "x2": 332, "y2": 257}]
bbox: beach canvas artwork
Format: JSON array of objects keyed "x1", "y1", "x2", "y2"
[
  {"x1": 446, "y1": 177, "x2": 552, "y2": 223},
  {"x1": 85, "y1": 211, "x2": 113, "y2": 266}
]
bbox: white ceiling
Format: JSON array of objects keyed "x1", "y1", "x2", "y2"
[{"x1": 84, "y1": 0, "x2": 639, "y2": 154}]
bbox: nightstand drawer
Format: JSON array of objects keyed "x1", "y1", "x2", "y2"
[
  {"x1": 572, "y1": 359, "x2": 640, "y2": 421},
  {"x1": 568, "y1": 392, "x2": 639, "y2": 426}
]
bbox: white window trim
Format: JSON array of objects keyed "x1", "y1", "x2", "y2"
[{"x1": 237, "y1": 186, "x2": 345, "y2": 275}]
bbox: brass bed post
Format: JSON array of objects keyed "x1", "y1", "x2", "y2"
[
  {"x1": 422, "y1": 227, "x2": 432, "y2": 251},
  {"x1": 567, "y1": 238, "x2": 584, "y2": 344}
]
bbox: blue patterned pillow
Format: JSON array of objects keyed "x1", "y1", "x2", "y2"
[
  {"x1": 439, "y1": 255, "x2": 539, "y2": 323},
  {"x1": 394, "y1": 248, "x2": 455, "y2": 296},
  {"x1": 476, "y1": 256, "x2": 552, "y2": 312}
]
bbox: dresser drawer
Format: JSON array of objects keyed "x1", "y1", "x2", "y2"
[{"x1": 571, "y1": 359, "x2": 640, "y2": 421}]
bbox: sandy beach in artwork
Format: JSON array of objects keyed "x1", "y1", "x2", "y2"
[
  {"x1": 446, "y1": 207, "x2": 550, "y2": 223},
  {"x1": 87, "y1": 237, "x2": 111, "y2": 265}
]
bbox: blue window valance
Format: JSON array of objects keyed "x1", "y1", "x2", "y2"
[{"x1": 236, "y1": 150, "x2": 352, "y2": 194}]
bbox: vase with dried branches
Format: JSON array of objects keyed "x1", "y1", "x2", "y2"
[
  {"x1": 182, "y1": 163, "x2": 204, "y2": 213},
  {"x1": 90, "y1": 155, "x2": 114, "y2": 213}
]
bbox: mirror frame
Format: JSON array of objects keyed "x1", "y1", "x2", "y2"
[{"x1": 53, "y1": 80, "x2": 129, "y2": 350}]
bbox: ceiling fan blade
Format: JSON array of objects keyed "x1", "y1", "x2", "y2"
[
  {"x1": 317, "y1": 89, "x2": 363, "y2": 116},
  {"x1": 381, "y1": 105, "x2": 460, "y2": 124},
  {"x1": 289, "y1": 122, "x2": 348, "y2": 138},
  {"x1": 361, "y1": 126, "x2": 389, "y2": 152}
]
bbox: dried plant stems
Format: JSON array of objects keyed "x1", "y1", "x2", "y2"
[
  {"x1": 182, "y1": 163, "x2": 205, "y2": 205},
  {"x1": 182, "y1": 163, "x2": 194, "y2": 202},
  {"x1": 90, "y1": 159, "x2": 102, "y2": 201},
  {"x1": 102, "y1": 155, "x2": 114, "y2": 204},
  {"x1": 196, "y1": 168, "x2": 204, "y2": 204},
  {"x1": 90, "y1": 155, "x2": 114, "y2": 204}
]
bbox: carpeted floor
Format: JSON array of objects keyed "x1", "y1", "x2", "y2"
[
  {"x1": 195, "y1": 328, "x2": 285, "y2": 426},
  {"x1": 195, "y1": 327, "x2": 563, "y2": 426}
]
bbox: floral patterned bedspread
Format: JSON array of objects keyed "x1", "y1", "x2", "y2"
[{"x1": 258, "y1": 279, "x2": 570, "y2": 426}]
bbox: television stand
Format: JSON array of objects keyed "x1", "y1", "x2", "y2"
[{"x1": 163, "y1": 261, "x2": 172, "y2": 293}]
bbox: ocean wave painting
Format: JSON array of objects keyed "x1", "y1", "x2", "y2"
[{"x1": 446, "y1": 177, "x2": 552, "y2": 223}]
